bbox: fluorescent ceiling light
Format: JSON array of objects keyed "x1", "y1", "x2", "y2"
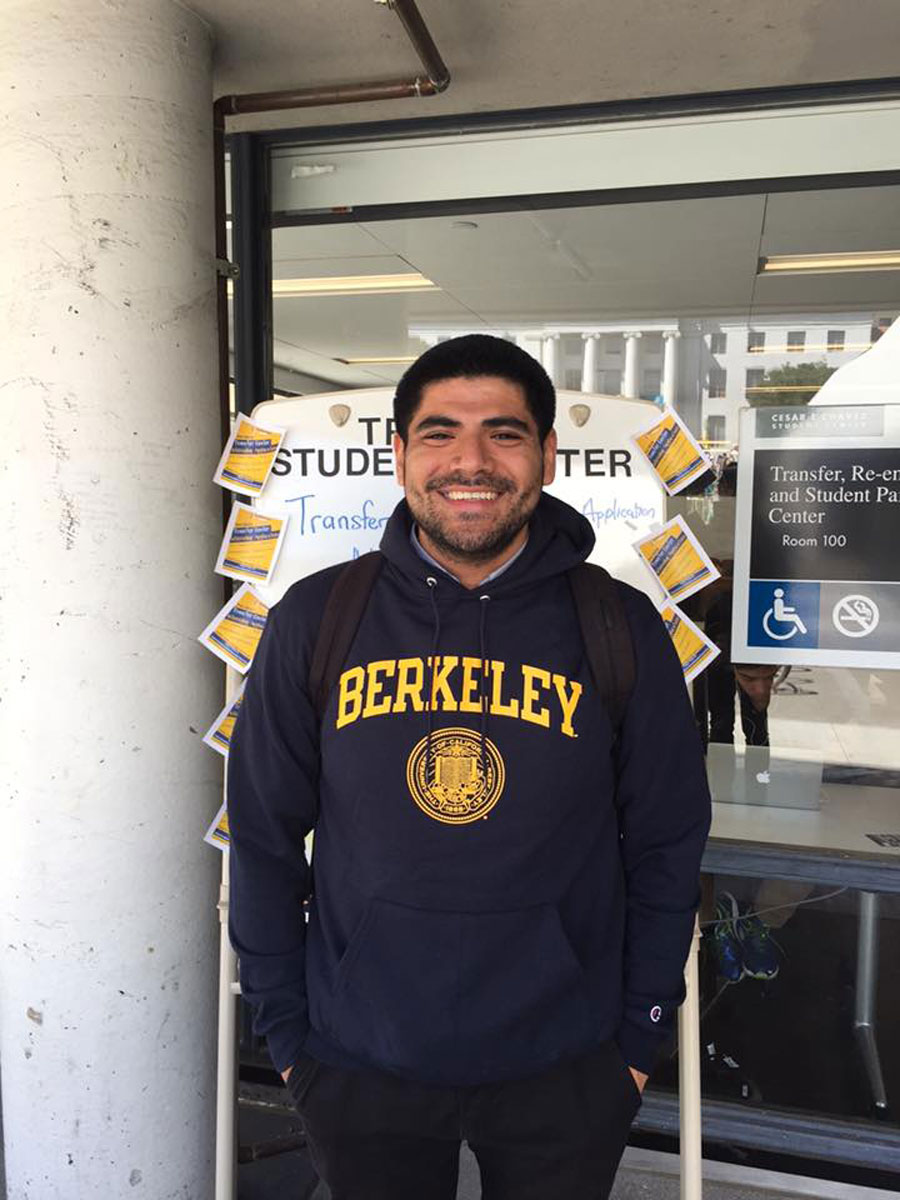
[
  {"x1": 274, "y1": 273, "x2": 438, "y2": 297},
  {"x1": 759, "y1": 251, "x2": 900, "y2": 275},
  {"x1": 334, "y1": 355, "x2": 418, "y2": 365},
  {"x1": 225, "y1": 272, "x2": 438, "y2": 299}
]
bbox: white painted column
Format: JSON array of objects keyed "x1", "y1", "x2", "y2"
[
  {"x1": 662, "y1": 329, "x2": 681, "y2": 409},
  {"x1": 678, "y1": 916, "x2": 703, "y2": 1200},
  {"x1": 581, "y1": 334, "x2": 600, "y2": 393},
  {"x1": 623, "y1": 331, "x2": 643, "y2": 398},
  {"x1": 0, "y1": 4, "x2": 222, "y2": 1198},
  {"x1": 542, "y1": 334, "x2": 560, "y2": 385}
]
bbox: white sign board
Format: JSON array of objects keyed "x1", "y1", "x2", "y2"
[{"x1": 250, "y1": 389, "x2": 666, "y2": 606}]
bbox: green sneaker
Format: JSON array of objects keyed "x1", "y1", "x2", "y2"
[{"x1": 732, "y1": 896, "x2": 781, "y2": 981}]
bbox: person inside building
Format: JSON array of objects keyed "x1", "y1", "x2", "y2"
[{"x1": 227, "y1": 334, "x2": 711, "y2": 1200}]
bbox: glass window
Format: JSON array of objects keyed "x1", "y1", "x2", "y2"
[
  {"x1": 599, "y1": 368, "x2": 621, "y2": 394},
  {"x1": 560, "y1": 333, "x2": 583, "y2": 362},
  {"x1": 267, "y1": 143, "x2": 900, "y2": 1179},
  {"x1": 641, "y1": 368, "x2": 661, "y2": 399},
  {"x1": 872, "y1": 317, "x2": 892, "y2": 343},
  {"x1": 745, "y1": 367, "x2": 764, "y2": 398},
  {"x1": 648, "y1": 874, "x2": 900, "y2": 1140},
  {"x1": 269, "y1": 185, "x2": 900, "y2": 869},
  {"x1": 708, "y1": 367, "x2": 727, "y2": 399},
  {"x1": 705, "y1": 414, "x2": 726, "y2": 442}
]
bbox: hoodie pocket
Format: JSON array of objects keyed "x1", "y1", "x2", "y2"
[{"x1": 326, "y1": 898, "x2": 593, "y2": 1081}]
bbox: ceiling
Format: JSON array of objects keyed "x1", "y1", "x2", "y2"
[
  {"x1": 192, "y1": 0, "x2": 900, "y2": 134},
  {"x1": 269, "y1": 184, "x2": 900, "y2": 387},
  {"x1": 200, "y1": 1, "x2": 900, "y2": 387}
]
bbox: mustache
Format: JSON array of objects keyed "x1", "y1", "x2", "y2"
[{"x1": 426, "y1": 473, "x2": 515, "y2": 494}]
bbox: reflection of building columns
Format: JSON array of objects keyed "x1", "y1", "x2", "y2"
[
  {"x1": 662, "y1": 329, "x2": 681, "y2": 408},
  {"x1": 542, "y1": 334, "x2": 560, "y2": 385},
  {"x1": 623, "y1": 331, "x2": 642, "y2": 398},
  {"x1": 581, "y1": 333, "x2": 599, "y2": 393}
]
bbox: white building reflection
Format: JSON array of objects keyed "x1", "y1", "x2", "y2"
[{"x1": 413, "y1": 312, "x2": 896, "y2": 446}]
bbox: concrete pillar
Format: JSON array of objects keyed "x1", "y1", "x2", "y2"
[
  {"x1": 623, "y1": 331, "x2": 643, "y2": 398},
  {"x1": 581, "y1": 334, "x2": 599, "y2": 393},
  {"x1": 542, "y1": 334, "x2": 560, "y2": 385},
  {"x1": 0, "y1": 4, "x2": 221, "y2": 1198},
  {"x1": 662, "y1": 329, "x2": 681, "y2": 408}
]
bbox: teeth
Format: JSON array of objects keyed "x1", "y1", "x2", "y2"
[{"x1": 446, "y1": 491, "x2": 497, "y2": 500}]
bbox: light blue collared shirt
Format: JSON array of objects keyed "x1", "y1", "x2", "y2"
[{"x1": 410, "y1": 525, "x2": 528, "y2": 587}]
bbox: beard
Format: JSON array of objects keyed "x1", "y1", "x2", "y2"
[{"x1": 408, "y1": 470, "x2": 542, "y2": 565}]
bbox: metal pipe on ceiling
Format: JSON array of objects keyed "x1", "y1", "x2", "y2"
[
  {"x1": 378, "y1": 0, "x2": 451, "y2": 93},
  {"x1": 218, "y1": 77, "x2": 435, "y2": 118},
  {"x1": 213, "y1": 0, "x2": 450, "y2": 464}
]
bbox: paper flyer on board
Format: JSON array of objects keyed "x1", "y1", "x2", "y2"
[
  {"x1": 215, "y1": 502, "x2": 288, "y2": 586},
  {"x1": 632, "y1": 407, "x2": 712, "y2": 496},
  {"x1": 634, "y1": 516, "x2": 720, "y2": 602},
  {"x1": 198, "y1": 584, "x2": 269, "y2": 674},
  {"x1": 214, "y1": 416, "x2": 285, "y2": 496},
  {"x1": 203, "y1": 801, "x2": 230, "y2": 852},
  {"x1": 202, "y1": 683, "x2": 246, "y2": 758},
  {"x1": 659, "y1": 600, "x2": 720, "y2": 683}
]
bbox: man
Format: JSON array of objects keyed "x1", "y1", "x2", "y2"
[{"x1": 228, "y1": 335, "x2": 711, "y2": 1199}]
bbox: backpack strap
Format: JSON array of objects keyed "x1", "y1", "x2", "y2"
[
  {"x1": 567, "y1": 562, "x2": 636, "y2": 736},
  {"x1": 309, "y1": 551, "x2": 383, "y2": 721}
]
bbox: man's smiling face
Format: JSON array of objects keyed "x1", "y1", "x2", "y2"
[{"x1": 393, "y1": 375, "x2": 557, "y2": 568}]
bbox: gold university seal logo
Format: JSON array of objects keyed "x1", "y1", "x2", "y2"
[{"x1": 406, "y1": 727, "x2": 505, "y2": 825}]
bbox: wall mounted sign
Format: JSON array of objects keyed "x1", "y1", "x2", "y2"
[{"x1": 732, "y1": 404, "x2": 900, "y2": 669}]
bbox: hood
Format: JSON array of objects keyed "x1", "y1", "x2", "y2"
[{"x1": 379, "y1": 491, "x2": 596, "y2": 595}]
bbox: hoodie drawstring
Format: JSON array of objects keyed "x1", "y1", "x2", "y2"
[
  {"x1": 478, "y1": 594, "x2": 491, "y2": 787},
  {"x1": 425, "y1": 577, "x2": 440, "y2": 777},
  {"x1": 423, "y1": 578, "x2": 492, "y2": 798}
]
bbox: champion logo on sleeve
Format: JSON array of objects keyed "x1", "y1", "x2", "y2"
[{"x1": 650, "y1": 1005, "x2": 662, "y2": 1023}]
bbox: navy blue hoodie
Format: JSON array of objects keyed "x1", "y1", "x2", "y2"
[{"x1": 227, "y1": 493, "x2": 711, "y2": 1083}]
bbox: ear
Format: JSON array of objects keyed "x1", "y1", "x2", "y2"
[
  {"x1": 393, "y1": 432, "x2": 406, "y2": 487},
  {"x1": 541, "y1": 428, "x2": 557, "y2": 486}
]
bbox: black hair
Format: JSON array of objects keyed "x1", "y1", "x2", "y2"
[{"x1": 394, "y1": 334, "x2": 556, "y2": 443}]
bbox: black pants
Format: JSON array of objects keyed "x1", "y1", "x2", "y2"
[{"x1": 288, "y1": 1041, "x2": 641, "y2": 1200}]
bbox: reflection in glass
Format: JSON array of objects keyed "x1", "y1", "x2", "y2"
[
  {"x1": 270, "y1": 185, "x2": 900, "y2": 810},
  {"x1": 647, "y1": 876, "x2": 900, "y2": 1133}
]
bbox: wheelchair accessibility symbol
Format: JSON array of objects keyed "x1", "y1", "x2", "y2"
[
  {"x1": 832, "y1": 594, "x2": 880, "y2": 639},
  {"x1": 763, "y1": 588, "x2": 809, "y2": 641}
]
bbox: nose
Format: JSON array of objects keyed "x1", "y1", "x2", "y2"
[{"x1": 450, "y1": 428, "x2": 493, "y2": 477}]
